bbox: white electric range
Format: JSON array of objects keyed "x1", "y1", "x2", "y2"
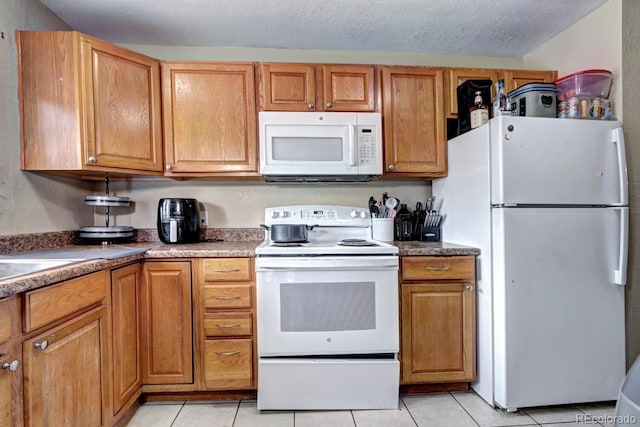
[{"x1": 255, "y1": 205, "x2": 400, "y2": 410}]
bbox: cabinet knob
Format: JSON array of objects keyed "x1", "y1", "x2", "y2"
[
  {"x1": 166, "y1": 164, "x2": 172, "y2": 171},
  {"x1": 308, "y1": 103, "x2": 315, "y2": 109},
  {"x1": 34, "y1": 340, "x2": 48, "y2": 351},
  {"x1": 88, "y1": 156, "x2": 97, "y2": 163},
  {"x1": 326, "y1": 102, "x2": 333, "y2": 108},
  {"x1": 2, "y1": 360, "x2": 19, "y2": 372},
  {"x1": 466, "y1": 285, "x2": 474, "y2": 291},
  {"x1": 388, "y1": 164, "x2": 395, "y2": 170}
]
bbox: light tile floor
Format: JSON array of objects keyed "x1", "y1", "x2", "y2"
[{"x1": 127, "y1": 391, "x2": 618, "y2": 427}]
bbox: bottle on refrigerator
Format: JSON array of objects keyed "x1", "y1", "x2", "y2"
[
  {"x1": 470, "y1": 91, "x2": 489, "y2": 129},
  {"x1": 493, "y1": 79, "x2": 509, "y2": 116}
]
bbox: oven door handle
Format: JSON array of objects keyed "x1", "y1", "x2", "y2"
[
  {"x1": 256, "y1": 256, "x2": 399, "y2": 271},
  {"x1": 258, "y1": 264, "x2": 398, "y2": 271}
]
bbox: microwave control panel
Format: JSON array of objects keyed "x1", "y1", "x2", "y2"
[{"x1": 357, "y1": 126, "x2": 377, "y2": 165}]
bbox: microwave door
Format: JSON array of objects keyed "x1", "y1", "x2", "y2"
[{"x1": 262, "y1": 124, "x2": 355, "y2": 175}]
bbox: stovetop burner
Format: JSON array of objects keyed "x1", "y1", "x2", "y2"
[{"x1": 337, "y1": 239, "x2": 379, "y2": 247}]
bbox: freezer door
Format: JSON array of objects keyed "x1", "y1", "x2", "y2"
[
  {"x1": 490, "y1": 117, "x2": 627, "y2": 205},
  {"x1": 492, "y1": 206, "x2": 626, "y2": 410}
]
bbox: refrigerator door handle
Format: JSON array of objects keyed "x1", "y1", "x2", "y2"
[
  {"x1": 614, "y1": 207, "x2": 629, "y2": 286},
  {"x1": 613, "y1": 127, "x2": 629, "y2": 205}
]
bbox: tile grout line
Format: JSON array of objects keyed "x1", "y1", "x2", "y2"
[
  {"x1": 399, "y1": 395, "x2": 421, "y2": 427},
  {"x1": 449, "y1": 392, "x2": 482, "y2": 427},
  {"x1": 231, "y1": 400, "x2": 241, "y2": 427},
  {"x1": 169, "y1": 401, "x2": 187, "y2": 427}
]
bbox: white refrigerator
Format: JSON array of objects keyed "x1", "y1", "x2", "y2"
[{"x1": 433, "y1": 116, "x2": 628, "y2": 411}]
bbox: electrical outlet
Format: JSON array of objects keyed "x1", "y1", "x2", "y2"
[{"x1": 200, "y1": 211, "x2": 208, "y2": 227}]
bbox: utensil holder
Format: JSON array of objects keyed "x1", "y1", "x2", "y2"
[
  {"x1": 372, "y1": 218, "x2": 394, "y2": 242},
  {"x1": 420, "y1": 226, "x2": 441, "y2": 242}
]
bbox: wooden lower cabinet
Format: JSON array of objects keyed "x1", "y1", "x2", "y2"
[
  {"x1": 23, "y1": 306, "x2": 109, "y2": 427},
  {"x1": 0, "y1": 342, "x2": 22, "y2": 427},
  {"x1": 140, "y1": 261, "x2": 193, "y2": 388},
  {"x1": 0, "y1": 295, "x2": 22, "y2": 427},
  {"x1": 400, "y1": 256, "x2": 476, "y2": 384},
  {"x1": 196, "y1": 258, "x2": 256, "y2": 391},
  {"x1": 110, "y1": 264, "x2": 142, "y2": 417}
]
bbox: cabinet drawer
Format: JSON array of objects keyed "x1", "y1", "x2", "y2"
[
  {"x1": 200, "y1": 258, "x2": 252, "y2": 282},
  {"x1": 204, "y1": 339, "x2": 253, "y2": 389},
  {"x1": 402, "y1": 256, "x2": 475, "y2": 281},
  {"x1": 204, "y1": 313, "x2": 252, "y2": 337},
  {"x1": 23, "y1": 270, "x2": 107, "y2": 332},
  {"x1": 203, "y1": 284, "x2": 252, "y2": 309}
]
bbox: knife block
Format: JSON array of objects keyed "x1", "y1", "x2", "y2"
[{"x1": 420, "y1": 226, "x2": 441, "y2": 242}]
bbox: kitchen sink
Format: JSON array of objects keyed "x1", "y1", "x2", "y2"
[{"x1": 0, "y1": 258, "x2": 86, "y2": 281}]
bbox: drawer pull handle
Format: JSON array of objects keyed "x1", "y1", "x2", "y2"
[
  {"x1": 213, "y1": 269, "x2": 241, "y2": 273},
  {"x1": 466, "y1": 285, "x2": 474, "y2": 291},
  {"x1": 2, "y1": 360, "x2": 19, "y2": 372},
  {"x1": 34, "y1": 340, "x2": 48, "y2": 351},
  {"x1": 426, "y1": 266, "x2": 451, "y2": 271},
  {"x1": 215, "y1": 323, "x2": 242, "y2": 328},
  {"x1": 215, "y1": 350, "x2": 240, "y2": 356},
  {"x1": 214, "y1": 295, "x2": 241, "y2": 300}
]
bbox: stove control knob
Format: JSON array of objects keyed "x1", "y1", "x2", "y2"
[
  {"x1": 359, "y1": 211, "x2": 368, "y2": 219},
  {"x1": 350, "y1": 209, "x2": 359, "y2": 218},
  {"x1": 271, "y1": 211, "x2": 279, "y2": 219},
  {"x1": 280, "y1": 210, "x2": 289, "y2": 218}
]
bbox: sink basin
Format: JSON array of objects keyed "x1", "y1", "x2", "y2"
[{"x1": 0, "y1": 259, "x2": 86, "y2": 281}]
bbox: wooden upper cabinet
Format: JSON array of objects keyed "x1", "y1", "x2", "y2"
[
  {"x1": 162, "y1": 62, "x2": 259, "y2": 176},
  {"x1": 259, "y1": 63, "x2": 376, "y2": 111},
  {"x1": 445, "y1": 68, "x2": 499, "y2": 117},
  {"x1": 259, "y1": 63, "x2": 316, "y2": 111},
  {"x1": 321, "y1": 64, "x2": 376, "y2": 111},
  {"x1": 18, "y1": 31, "x2": 163, "y2": 178},
  {"x1": 381, "y1": 66, "x2": 446, "y2": 177},
  {"x1": 502, "y1": 69, "x2": 557, "y2": 92}
]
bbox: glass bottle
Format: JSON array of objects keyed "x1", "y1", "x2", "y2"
[
  {"x1": 493, "y1": 79, "x2": 509, "y2": 116},
  {"x1": 470, "y1": 91, "x2": 489, "y2": 129}
]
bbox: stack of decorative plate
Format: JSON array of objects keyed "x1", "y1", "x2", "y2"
[{"x1": 78, "y1": 178, "x2": 134, "y2": 243}]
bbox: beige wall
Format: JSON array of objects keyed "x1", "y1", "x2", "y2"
[
  {"x1": 525, "y1": 0, "x2": 623, "y2": 117},
  {"x1": 528, "y1": 0, "x2": 639, "y2": 366},
  {"x1": 0, "y1": 0, "x2": 93, "y2": 236}
]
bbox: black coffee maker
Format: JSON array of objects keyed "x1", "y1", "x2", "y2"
[{"x1": 157, "y1": 198, "x2": 201, "y2": 243}]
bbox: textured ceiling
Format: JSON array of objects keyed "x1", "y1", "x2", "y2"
[{"x1": 38, "y1": 0, "x2": 607, "y2": 57}]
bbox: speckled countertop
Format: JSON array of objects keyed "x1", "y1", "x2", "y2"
[{"x1": 0, "y1": 238, "x2": 478, "y2": 299}]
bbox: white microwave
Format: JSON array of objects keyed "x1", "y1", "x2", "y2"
[{"x1": 259, "y1": 111, "x2": 382, "y2": 181}]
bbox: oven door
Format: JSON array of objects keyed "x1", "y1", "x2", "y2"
[{"x1": 256, "y1": 256, "x2": 399, "y2": 356}]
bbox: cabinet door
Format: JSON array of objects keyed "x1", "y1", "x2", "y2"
[
  {"x1": 445, "y1": 68, "x2": 499, "y2": 116},
  {"x1": 81, "y1": 35, "x2": 163, "y2": 172},
  {"x1": 259, "y1": 63, "x2": 316, "y2": 111},
  {"x1": 111, "y1": 264, "x2": 142, "y2": 416},
  {"x1": 381, "y1": 66, "x2": 446, "y2": 176},
  {"x1": 401, "y1": 282, "x2": 476, "y2": 383},
  {"x1": 162, "y1": 62, "x2": 258, "y2": 175},
  {"x1": 140, "y1": 261, "x2": 193, "y2": 385},
  {"x1": 0, "y1": 343, "x2": 22, "y2": 427},
  {"x1": 23, "y1": 306, "x2": 108, "y2": 427},
  {"x1": 502, "y1": 69, "x2": 557, "y2": 92},
  {"x1": 322, "y1": 64, "x2": 376, "y2": 111}
]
